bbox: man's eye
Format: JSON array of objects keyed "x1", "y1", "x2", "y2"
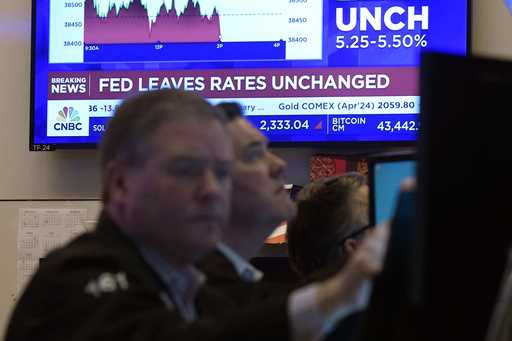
[
  {"x1": 215, "y1": 166, "x2": 232, "y2": 181},
  {"x1": 244, "y1": 149, "x2": 264, "y2": 162}
]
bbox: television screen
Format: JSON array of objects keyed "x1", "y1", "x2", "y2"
[
  {"x1": 370, "y1": 157, "x2": 416, "y2": 225},
  {"x1": 31, "y1": 0, "x2": 469, "y2": 150}
]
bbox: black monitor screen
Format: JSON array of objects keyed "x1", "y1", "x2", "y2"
[{"x1": 418, "y1": 52, "x2": 512, "y2": 341}]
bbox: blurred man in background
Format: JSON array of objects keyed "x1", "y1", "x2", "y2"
[{"x1": 6, "y1": 91, "x2": 389, "y2": 341}]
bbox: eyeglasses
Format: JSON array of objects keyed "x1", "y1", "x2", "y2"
[{"x1": 338, "y1": 224, "x2": 372, "y2": 246}]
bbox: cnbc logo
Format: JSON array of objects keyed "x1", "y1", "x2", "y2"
[
  {"x1": 54, "y1": 106, "x2": 82, "y2": 131},
  {"x1": 47, "y1": 102, "x2": 88, "y2": 137}
]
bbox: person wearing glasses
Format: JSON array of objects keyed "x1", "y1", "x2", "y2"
[
  {"x1": 286, "y1": 173, "x2": 372, "y2": 341},
  {"x1": 287, "y1": 172, "x2": 371, "y2": 282}
]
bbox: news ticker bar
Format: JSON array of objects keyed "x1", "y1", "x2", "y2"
[{"x1": 46, "y1": 98, "x2": 419, "y2": 141}]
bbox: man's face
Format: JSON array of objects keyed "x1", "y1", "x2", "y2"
[
  {"x1": 120, "y1": 117, "x2": 233, "y2": 263},
  {"x1": 228, "y1": 118, "x2": 296, "y2": 227},
  {"x1": 342, "y1": 183, "x2": 371, "y2": 256},
  {"x1": 352, "y1": 184, "x2": 370, "y2": 226}
]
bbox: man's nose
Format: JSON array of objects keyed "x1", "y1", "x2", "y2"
[
  {"x1": 269, "y1": 152, "x2": 287, "y2": 179},
  {"x1": 197, "y1": 169, "x2": 225, "y2": 200}
]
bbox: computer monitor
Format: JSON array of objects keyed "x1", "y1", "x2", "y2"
[
  {"x1": 355, "y1": 52, "x2": 512, "y2": 341},
  {"x1": 368, "y1": 152, "x2": 416, "y2": 226},
  {"x1": 355, "y1": 187, "x2": 420, "y2": 341},
  {"x1": 417, "y1": 52, "x2": 512, "y2": 341}
]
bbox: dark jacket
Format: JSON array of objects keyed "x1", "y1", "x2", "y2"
[
  {"x1": 5, "y1": 212, "x2": 291, "y2": 341},
  {"x1": 197, "y1": 250, "x2": 293, "y2": 308}
]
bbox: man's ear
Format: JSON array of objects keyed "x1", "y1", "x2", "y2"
[
  {"x1": 103, "y1": 160, "x2": 130, "y2": 205},
  {"x1": 343, "y1": 238, "x2": 359, "y2": 256}
]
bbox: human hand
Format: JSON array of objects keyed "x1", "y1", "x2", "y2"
[
  {"x1": 345, "y1": 223, "x2": 390, "y2": 279},
  {"x1": 317, "y1": 223, "x2": 390, "y2": 313}
]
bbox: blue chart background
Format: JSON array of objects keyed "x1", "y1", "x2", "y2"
[
  {"x1": 32, "y1": 0, "x2": 468, "y2": 146},
  {"x1": 327, "y1": 0, "x2": 467, "y2": 66}
]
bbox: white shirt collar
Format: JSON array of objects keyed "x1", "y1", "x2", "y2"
[{"x1": 216, "y1": 242, "x2": 264, "y2": 283}]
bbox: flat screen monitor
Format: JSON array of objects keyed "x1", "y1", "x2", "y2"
[
  {"x1": 355, "y1": 187, "x2": 420, "y2": 341},
  {"x1": 369, "y1": 153, "x2": 416, "y2": 226},
  {"x1": 417, "y1": 52, "x2": 512, "y2": 341},
  {"x1": 357, "y1": 52, "x2": 512, "y2": 341},
  {"x1": 30, "y1": 0, "x2": 469, "y2": 150}
]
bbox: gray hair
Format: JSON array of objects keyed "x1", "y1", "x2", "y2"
[
  {"x1": 100, "y1": 89, "x2": 226, "y2": 171},
  {"x1": 99, "y1": 90, "x2": 227, "y2": 202}
]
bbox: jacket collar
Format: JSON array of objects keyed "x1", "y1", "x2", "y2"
[{"x1": 216, "y1": 243, "x2": 263, "y2": 283}]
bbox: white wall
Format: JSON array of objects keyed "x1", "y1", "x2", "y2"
[
  {"x1": 2, "y1": 2, "x2": 511, "y2": 198},
  {"x1": 472, "y1": 0, "x2": 512, "y2": 59},
  {"x1": 1, "y1": 0, "x2": 512, "y2": 336},
  {"x1": 0, "y1": 1, "x2": 101, "y2": 201}
]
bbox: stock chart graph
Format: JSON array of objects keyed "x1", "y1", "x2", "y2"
[
  {"x1": 85, "y1": 0, "x2": 221, "y2": 44},
  {"x1": 92, "y1": 0, "x2": 221, "y2": 24},
  {"x1": 49, "y1": 0, "x2": 323, "y2": 63}
]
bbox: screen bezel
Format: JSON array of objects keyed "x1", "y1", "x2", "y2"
[{"x1": 29, "y1": 0, "x2": 473, "y2": 151}]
